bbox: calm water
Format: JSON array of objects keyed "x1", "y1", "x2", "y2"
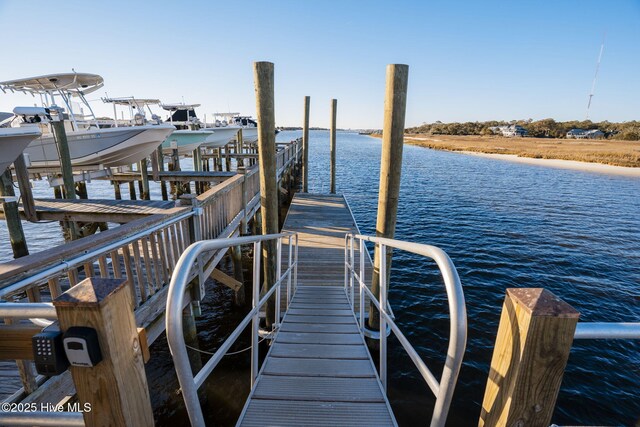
[
  {"x1": 1, "y1": 130, "x2": 638, "y2": 425},
  {"x1": 299, "y1": 130, "x2": 640, "y2": 426}
]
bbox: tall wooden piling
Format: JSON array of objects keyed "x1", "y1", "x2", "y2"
[
  {"x1": 369, "y1": 64, "x2": 409, "y2": 330},
  {"x1": 13, "y1": 154, "x2": 37, "y2": 222},
  {"x1": 478, "y1": 288, "x2": 579, "y2": 427},
  {"x1": 138, "y1": 158, "x2": 150, "y2": 200},
  {"x1": 329, "y1": 99, "x2": 337, "y2": 194},
  {"x1": 54, "y1": 278, "x2": 154, "y2": 427},
  {"x1": 157, "y1": 146, "x2": 168, "y2": 201},
  {"x1": 253, "y1": 61, "x2": 279, "y2": 327},
  {"x1": 302, "y1": 96, "x2": 310, "y2": 192},
  {"x1": 50, "y1": 120, "x2": 76, "y2": 201}
]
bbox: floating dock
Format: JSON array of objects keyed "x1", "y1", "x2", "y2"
[{"x1": 237, "y1": 193, "x2": 395, "y2": 426}]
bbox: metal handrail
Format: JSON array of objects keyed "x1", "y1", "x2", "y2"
[
  {"x1": 344, "y1": 233, "x2": 467, "y2": 427},
  {"x1": 166, "y1": 232, "x2": 298, "y2": 427},
  {"x1": 0, "y1": 210, "x2": 195, "y2": 299},
  {"x1": 574, "y1": 322, "x2": 640, "y2": 340}
]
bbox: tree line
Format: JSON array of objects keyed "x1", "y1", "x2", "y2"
[{"x1": 406, "y1": 119, "x2": 640, "y2": 140}]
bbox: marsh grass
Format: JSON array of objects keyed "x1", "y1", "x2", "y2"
[{"x1": 390, "y1": 134, "x2": 640, "y2": 167}]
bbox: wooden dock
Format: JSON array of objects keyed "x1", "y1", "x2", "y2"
[
  {"x1": 0, "y1": 198, "x2": 180, "y2": 223},
  {"x1": 238, "y1": 193, "x2": 396, "y2": 426}
]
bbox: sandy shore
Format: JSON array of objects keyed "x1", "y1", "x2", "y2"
[{"x1": 459, "y1": 151, "x2": 640, "y2": 177}]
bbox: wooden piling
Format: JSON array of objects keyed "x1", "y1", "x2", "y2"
[
  {"x1": 369, "y1": 64, "x2": 409, "y2": 330},
  {"x1": 53, "y1": 277, "x2": 154, "y2": 427},
  {"x1": 237, "y1": 129, "x2": 245, "y2": 167},
  {"x1": 138, "y1": 157, "x2": 150, "y2": 200},
  {"x1": 478, "y1": 288, "x2": 579, "y2": 427},
  {"x1": 128, "y1": 181, "x2": 137, "y2": 200},
  {"x1": 50, "y1": 120, "x2": 76, "y2": 200},
  {"x1": 157, "y1": 146, "x2": 168, "y2": 201},
  {"x1": 330, "y1": 98, "x2": 337, "y2": 194},
  {"x1": 253, "y1": 61, "x2": 279, "y2": 327},
  {"x1": 230, "y1": 245, "x2": 246, "y2": 306},
  {"x1": 13, "y1": 154, "x2": 37, "y2": 222},
  {"x1": 0, "y1": 169, "x2": 29, "y2": 259},
  {"x1": 113, "y1": 181, "x2": 122, "y2": 200},
  {"x1": 302, "y1": 96, "x2": 310, "y2": 192}
]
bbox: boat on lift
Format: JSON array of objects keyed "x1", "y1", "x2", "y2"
[
  {"x1": 159, "y1": 103, "x2": 224, "y2": 154},
  {"x1": 0, "y1": 73, "x2": 175, "y2": 170},
  {"x1": 206, "y1": 113, "x2": 258, "y2": 145},
  {"x1": 0, "y1": 126, "x2": 42, "y2": 173}
]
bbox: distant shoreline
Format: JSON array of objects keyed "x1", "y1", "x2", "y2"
[
  {"x1": 367, "y1": 134, "x2": 640, "y2": 176},
  {"x1": 458, "y1": 151, "x2": 640, "y2": 177}
]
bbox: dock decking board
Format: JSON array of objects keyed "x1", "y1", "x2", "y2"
[
  {"x1": 0, "y1": 198, "x2": 182, "y2": 223},
  {"x1": 238, "y1": 194, "x2": 395, "y2": 427}
]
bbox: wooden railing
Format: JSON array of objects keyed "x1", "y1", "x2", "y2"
[{"x1": 0, "y1": 138, "x2": 301, "y2": 401}]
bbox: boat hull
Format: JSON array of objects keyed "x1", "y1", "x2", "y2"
[
  {"x1": 24, "y1": 125, "x2": 175, "y2": 168},
  {"x1": 201, "y1": 126, "x2": 240, "y2": 148},
  {"x1": 241, "y1": 127, "x2": 258, "y2": 143},
  {"x1": 0, "y1": 128, "x2": 42, "y2": 172},
  {"x1": 162, "y1": 130, "x2": 215, "y2": 155}
]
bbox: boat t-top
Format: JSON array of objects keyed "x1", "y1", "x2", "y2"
[
  {"x1": 101, "y1": 96, "x2": 164, "y2": 127},
  {"x1": 0, "y1": 73, "x2": 175, "y2": 171}
]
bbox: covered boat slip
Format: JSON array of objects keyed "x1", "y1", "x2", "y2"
[{"x1": 237, "y1": 193, "x2": 395, "y2": 426}]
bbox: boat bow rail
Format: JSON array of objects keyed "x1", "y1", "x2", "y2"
[
  {"x1": 166, "y1": 232, "x2": 298, "y2": 427},
  {"x1": 344, "y1": 233, "x2": 468, "y2": 427}
]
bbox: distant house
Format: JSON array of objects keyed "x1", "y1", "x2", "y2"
[
  {"x1": 566, "y1": 129, "x2": 605, "y2": 139},
  {"x1": 489, "y1": 125, "x2": 527, "y2": 137}
]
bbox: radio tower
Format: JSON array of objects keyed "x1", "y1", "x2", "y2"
[{"x1": 586, "y1": 34, "x2": 606, "y2": 121}]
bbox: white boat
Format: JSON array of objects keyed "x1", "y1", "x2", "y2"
[
  {"x1": 205, "y1": 113, "x2": 258, "y2": 146},
  {"x1": 0, "y1": 127, "x2": 42, "y2": 172},
  {"x1": 160, "y1": 103, "x2": 225, "y2": 154},
  {"x1": 0, "y1": 73, "x2": 175, "y2": 170}
]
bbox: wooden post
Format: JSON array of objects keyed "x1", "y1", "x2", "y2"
[
  {"x1": 157, "y1": 146, "x2": 168, "y2": 201},
  {"x1": 150, "y1": 148, "x2": 160, "y2": 182},
  {"x1": 369, "y1": 64, "x2": 409, "y2": 330},
  {"x1": 128, "y1": 181, "x2": 137, "y2": 200},
  {"x1": 13, "y1": 154, "x2": 37, "y2": 222},
  {"x1": 239, "y1": 167, "x2": 249, "y2": 234},
  {"x1": 253, "y1": 61, "x2": 279, "y2": 328},
  {"x1": 1, "y1": 169, "x2": 29, "y2": 258},
  {"x1": 329, "y1": 98, "x2": 337, "y2": 194},
  {"x1": 113, "y1": 181, "x2": 122, "y2": 200},
  {"x1": 53, "y1": 277, "x2": 154, "y2": 427},
  {"x1": 230, "y1": 245, "x2": 245, "y2": 306},
  {"x1": 138, "y1": 158, "x2": 150, "y2": 200},
  {"x1": 302, "y1": 96, "x2": 310, "y2": 192},
  {"x1": 237, "y1": 129, "x2": 245, "y2": 167},
  {"x1": 478, "y1": 288, "x2": 579, "y2": 427},
  {"x1": 50, "y1": 120, "x2": 75, "y2": 201}
]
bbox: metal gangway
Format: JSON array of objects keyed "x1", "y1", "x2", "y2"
[{"x1": 165, "y1": 193, "x2": 469, "y2": 427}]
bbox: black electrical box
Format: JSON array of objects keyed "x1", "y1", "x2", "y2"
[{"x1": 32, "y1": 328, "x2": 69, "y2": 376}]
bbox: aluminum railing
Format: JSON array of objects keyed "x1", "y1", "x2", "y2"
[
  {"x1": 344, "y1": 233, "x2": 467, "y2": 427},
  {"x1": 165, "y1": 232, "x2": 298, "y2": 427}
]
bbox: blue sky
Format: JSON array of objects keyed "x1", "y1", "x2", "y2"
[{"x1": 0, "y1": 0, "x2": 638, "y2": 128}]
